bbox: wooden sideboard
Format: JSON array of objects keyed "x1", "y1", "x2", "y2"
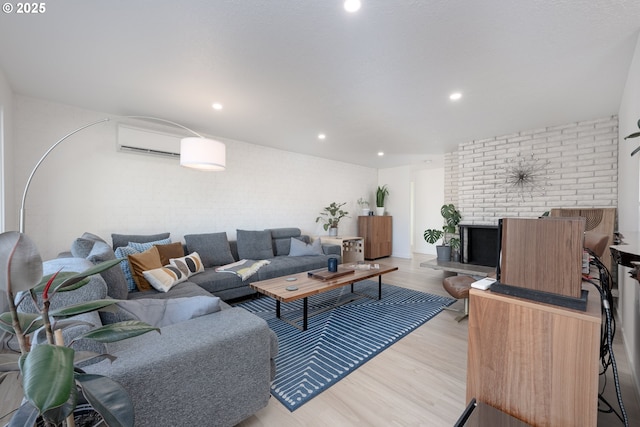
[
  {"x1": 467, "y1": 287, "x2": 601, "y2": 426},
  {"x1": 358, "y1": 215, "x2": 392, "y2": 260}
]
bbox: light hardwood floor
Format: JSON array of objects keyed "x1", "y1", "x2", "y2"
[{"x1": 238, "y1": 254, "x2": 640, "y2": 427}]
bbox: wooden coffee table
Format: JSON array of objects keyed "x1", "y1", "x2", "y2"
[{"x1": 250, "y1": 263, "x2": 398, "y2": 331}]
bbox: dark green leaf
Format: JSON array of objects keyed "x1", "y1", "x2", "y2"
[
  {"x1": 625, "y1": 131, "x2": 640, "y2": 139},
  {"x1": 79, "y1": 321, "x2": 160, "y2": 343},
  {"x1": 49, "y1": 299, "x2": 119, "y2": 318},
  {"x1": 0, "y1": 231, "x2": 43, "y2": 294},
  {"x1": 76, "y1": 373, "x2": 135, "y2": 427},
  {"x1": 631, "y1": 145, "x2": 640, "y2": 157},
  {"x1": 423, "y1": 229, "x2": 443, "y2": 244},
  {"x1": 0, "y1": 311, "x2": 43, "y2": 335},
  {"x1": 33, "y1": 272, "x2": 89, "y2": 293},
  {"x1": 41, "y1": 386, "x2": 77, "y2": 425},
  {"x1": 21, "y1": 344, "x2": 75, "y2": 414}
]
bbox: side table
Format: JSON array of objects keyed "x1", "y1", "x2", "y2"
[{"x1": 320, "y1": 236, "x2": 365, "y2": 263}]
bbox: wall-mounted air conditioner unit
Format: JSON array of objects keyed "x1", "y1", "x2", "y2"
[{"x1": 117, "y1": 124, "x2": 181, "y2": 158}]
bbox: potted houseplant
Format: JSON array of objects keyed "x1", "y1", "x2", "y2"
[
  {"x1": 423, "y1": 204, "x2": 462, "y2": 262},
  {"x1": 0, "y1": 231, "x2": 159, "y2": 427},
  {"x1": 316, "y1": 202, "x2": 349, "y2": 236},
  {"x1": 357, "y1": 197, "x2": 370, "y2": 216},
  {"x1": 375, "y1": 185, "x2": 389, "y2": 216}
]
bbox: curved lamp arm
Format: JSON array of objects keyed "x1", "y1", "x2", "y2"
[
  {"x1": 19, "y1": 118, "x2": 110, "y2": 233},
  {"x1": 19, "y1": 115, "x2": 225, "y2": 233}
]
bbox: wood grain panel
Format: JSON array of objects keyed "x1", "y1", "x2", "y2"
[
  {"x1": 358, "y1": 216, "x2": 392, "y2": 259},
  {"x1": 467, "y1": 288, "x2": 601, "y2": 426},
  {"x1": 500, "y1": 217, "x2": 585, "y2": 298}
]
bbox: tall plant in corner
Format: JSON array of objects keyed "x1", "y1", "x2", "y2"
[
  {"x1": 0, "y1": 231, "x2": 159, "y2": 427},
  {"x1": 423, "y1": 204, "x2": 462, "y2": 262}
]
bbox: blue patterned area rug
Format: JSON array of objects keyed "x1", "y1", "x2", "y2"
[{"x1": 236, "y1": 280, "x2": 455, "y2": 411}]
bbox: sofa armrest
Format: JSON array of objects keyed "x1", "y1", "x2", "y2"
[
  {"x1": 85, "y1": 307, "x2": 277, "y2": 427},
  {"x1": 322, "y1": 243, "x2": 341, "y2": 256}
]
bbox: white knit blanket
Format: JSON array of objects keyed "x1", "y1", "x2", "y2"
[{"x1": 215, "y1": 259, "x2": 271, "y2": 280}]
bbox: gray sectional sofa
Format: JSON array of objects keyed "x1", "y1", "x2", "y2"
[{"x1": 17, "y1": 227, "x2": 340, "y2": 426}]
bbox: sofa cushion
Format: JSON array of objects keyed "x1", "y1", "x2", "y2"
[
  {"x1": 266, "y1": 228, "x2": 302, "y2": 256},
  {"x1": 236, "y1": 230, "x2": 274, "y2": 260},
  {"x1": 184, "y1": 233, "x2": 235, "y2": 267},
  {"x1": 127, "y1": 281, "x2": 212, "y2": 300},
  {"x1": 111, "y1": 232, "x2": 170, "y2": 250},
  {"x1": 127, "y1": 246, "x2": 163, "y2": 291},
  {"x1": 143, "y1": 266, "x2": 187, "y2": 292},
  {"x1": 113, "y1": 296, "x2": 221, "y2": 328},
  {"x1": 289, "y1": 237, "x2": 323, "y2": 256},
  {"x1": 169, "y1": 252, "x2": 205, "y2": 278},
  {"x1": 155, "y1": 242, "x2": 185, "y2": 266},
  {"x1": 186, "y1": 269, "x2": 244, "y2": 294}
]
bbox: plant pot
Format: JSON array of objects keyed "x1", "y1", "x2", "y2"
[
  {"x1": 328, "y1": 227, "x2": 338, "y2": 236},
  {"x1": 436, "y1": 245, "x2": 451, "y2": 262},
  {"x1": 451, "y1": 250, "x2": 460, "y2": 262},
  {"x1": 361, "y1": 208, "x2": 370, "y2": 216},
  {"x1": 376, "y1": 207, "x2": 385, "y2": 216}
]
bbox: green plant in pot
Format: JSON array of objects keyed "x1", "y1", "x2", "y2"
[
  {"x1": 375, "y1": 185, "x2": 389, "y2": 216},
  {"x1": 423, "y1": 204, "x2": 462, "y2": 262},
  {"x1": 316, "y1": 202, "x2": 349, "y2": 236},
  {"x1": 0, "y1": 231, "x2": 159, "y2": 427}
]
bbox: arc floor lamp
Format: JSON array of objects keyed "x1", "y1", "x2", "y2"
[{"x1": 19, "y1": 116, "x2": 225, "y2": 233}]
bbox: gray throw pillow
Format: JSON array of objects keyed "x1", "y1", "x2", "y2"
[
  {"x1": 184, "y1": 232, "x2": 235, "y2": 267},
  {"x1": 236, "y1": 230, "x2": 274, "y2": 260},
  {"x1": 86, "y1": 241, "x2": 129, "y2": 300},
  {"x1": 289, "y1": 237, "x2": 323, "y2": 256},
  {"x1": 111, "y1": 232, "x2": 170, "y2": 250}
]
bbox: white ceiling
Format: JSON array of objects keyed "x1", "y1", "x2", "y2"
[{"x1": 1, "y1": 0, "x2": 639, "y2": 169}]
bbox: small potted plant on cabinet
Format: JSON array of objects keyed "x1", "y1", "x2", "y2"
[
  {"x1": 357, "y1": 197, "x2": 370, "y2": 216},
  {"x1": 375, "y1": 185, "x2": 389, "y2": 216},
  {"x1": 316, "y1": 202, "x2": 349, "y2": 236},
  {"x1": 423, "y1": 204, "x2": 462, "y2": 261}
]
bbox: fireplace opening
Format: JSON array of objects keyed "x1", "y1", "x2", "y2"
[{"x1": 460, "y1": 224, "x2": 499, "y2": 267}]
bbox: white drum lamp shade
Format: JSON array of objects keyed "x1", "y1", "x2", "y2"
[{"x1": 180, "y1": 137, "x2": 226, "y2": 171}]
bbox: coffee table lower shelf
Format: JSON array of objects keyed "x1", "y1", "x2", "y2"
[
  {"x1": 250, "y1": 263, "x2": 398, "y2": 331},
  {"x1": 275, "y1": 279, "x2": 382, "y2": 331}
]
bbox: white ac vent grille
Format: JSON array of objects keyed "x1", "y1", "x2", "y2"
[{"x1": 117, "y1": 124, "x2": 181, "y2": 158}]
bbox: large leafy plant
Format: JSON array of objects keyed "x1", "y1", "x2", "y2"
[
  {"x1": 316, "y1": 202, "x2": 350, "y2": 230},
  {"x1": 625, "y1": 118, "x2": 640, "y2": 156},
  {"x1": 0, "y1": 231, "x2": 159, "y2": 427},
  {"x1": 423, "y1": 204, "x2": 462, "y2": 246}
]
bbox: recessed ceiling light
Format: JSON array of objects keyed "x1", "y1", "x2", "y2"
[
  {"x1": 212, "y1": 102, "x2": 223, "y2": 110},
  {"x1": 378, "y1": 151, "x2": 384, "y2": 156},
  {"x1": 318, "y1": 133, "x2": 326, "y2": 140},
  {"x1": 449, "y1": 92, "x2": 462, "y2": 101},
  {"x1": 344, "y1": 0, "x2": 361, "y2": 13}
]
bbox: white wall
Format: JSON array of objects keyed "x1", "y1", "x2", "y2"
[
  {"x1": 412, "y1": 167, "x2": 444, "y2": 255},
  {"x1": 617, "y1": 32, "x2": 640, "y2": 402},
  {"x1": 0, "y1": 67, "x2": 14, "y2": 233},
  {"x1": 10, "y1": 95, "x2": 378, "y2": 259},
  {"x1": 378, "y1": 166, "x2": 412, "y2": 259}
]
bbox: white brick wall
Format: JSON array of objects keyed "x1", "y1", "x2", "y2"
[{"x1": 449, "y1": 116, "x2": 618, "y2": 224}]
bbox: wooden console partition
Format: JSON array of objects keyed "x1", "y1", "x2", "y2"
[
  {"x1": 499, "y1": 217, "x2": 585, "y2": 298},
  {"x1": 467, "y1": 287, "x2": 601, "y2": 426}
]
